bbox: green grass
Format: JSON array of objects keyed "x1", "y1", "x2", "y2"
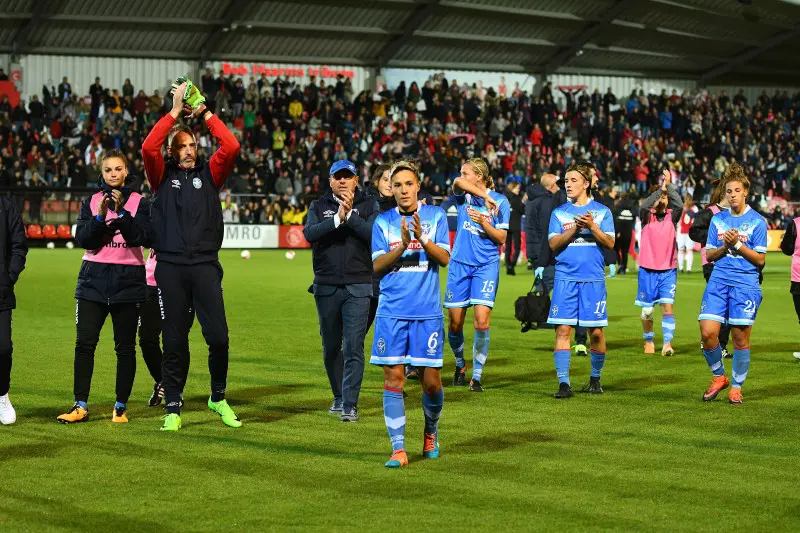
[{"x1": 1, "y1": 249, "x2": 799, "y2": 533}]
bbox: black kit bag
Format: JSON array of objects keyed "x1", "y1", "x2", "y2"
[{"x1": 514, "y1": 276, "x2": 551, "y2": 332}]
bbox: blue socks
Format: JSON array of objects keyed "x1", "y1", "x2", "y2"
[
  {"x1": 590, "y1": 350, "x2": 606, "y2": 378},
  {"x1": 662, "y1": 314, "x2": 675, "y2": 344},
  {"x1": 422, "y1": 388, "x2": 443, "y2": 435},
  {"x1": 732, "y1": 348, "x2": 750, "y2": 388},
  {"x1": 554, "y1": 349, "x2": 571, "y2": 385},
  {"x1": 383, "y1": 386, "x2": 406, "y2": 452},
  {"x1": 702, "y1": 344, "x2": 725, "y2": 376},
  {"x1": 448, "y1": 331, "x2": 465, "y2": 369},
  {"x1": 114, "y1": 401, "x2": 126, "y2": 410},
  {"x1": 643, "y1": 331, "x2": 655, "y2": 343},
  {"x1": 473, "y1": 328, "x2": 490, "y2": 381},
  {"x1": 76, "y1": 400, "x2": 88, "y2": 410}
]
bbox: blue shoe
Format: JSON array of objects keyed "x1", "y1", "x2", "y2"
[{"x1": 423, "y1": 432, "x2": 439, "y2": 459}]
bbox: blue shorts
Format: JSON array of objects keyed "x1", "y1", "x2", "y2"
[
  {"x1": 547, "y1": 279, "x2": 608, "y2": 327},
  {"x1": 370, "y1": 316, "x2": 444, "y2": 368},
  {"x1": 443, "y1": 260, "x2": 499, "y2": 309},
  {"x1": 698, "y1": 280, "x2": 762, "y2": 326},
  {"x1": 635, "y1": 268, "x2": 677, "y2": 307}
]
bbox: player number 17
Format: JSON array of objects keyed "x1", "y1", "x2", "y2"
[{"x1": 595, "y1": 300, "x2": 607, "y2": 315}]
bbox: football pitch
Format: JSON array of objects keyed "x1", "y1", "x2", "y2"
[{"x1": 1, "y1": 249, "x2": 799, "y2": 533}]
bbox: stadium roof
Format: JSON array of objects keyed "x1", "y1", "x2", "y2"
[{"x1": 3, "y1": 0, "x2": 800, "y2": 85}]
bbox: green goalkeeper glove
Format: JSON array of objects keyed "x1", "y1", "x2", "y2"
[
  {"x1": 182, "y1": 78, "x2": 206, "y2": 110},
  {"x1": 171, "y1": 76, "x2": 206, "y2": 109}
]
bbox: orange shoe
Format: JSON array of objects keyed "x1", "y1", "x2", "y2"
[
  {"x1": 111, "y1": 407, "x2": 128, "y2": 423},
  {"x1": 644, "y1": 342, "x2": 655, "y2": 354},
  {"x1": 702, "y1": 375, "x2": 730, "y2": 402},
  {"x1": 57, "y1": 404, "x2": 88, "y2": 424},
  {"x1": 385, "y1": 449, "x2": 408, "y2": 468},
  {"x1": 728, "y1": 388, "x2": 743, "y2": 405},
  {"x1": 423, "y1": 432, "x2": 439, "y2": 459}
]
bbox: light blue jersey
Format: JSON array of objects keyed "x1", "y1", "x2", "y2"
[
  {"x1": 548, "y1": 200, "x2": 615, "y2": 282},
  {"x1": 706, "y1": 206, "x2": 767, "y2": 290},
  {"x1": 451, "y1": 190, "x2": 510, "y2": 266},
  {"x1": 372, "y1": 204, "x2": 450, "y2": 320}
]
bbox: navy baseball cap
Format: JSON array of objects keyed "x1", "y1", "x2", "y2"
[{"x1": 329, "y1": 160, "x2": 357, "y2": 176}]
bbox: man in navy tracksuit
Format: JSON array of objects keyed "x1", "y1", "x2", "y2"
[
  {"x1": 141, "y1": 81, "x2": 241, "y2": 431},
  {"x1": 304, "y1": 161, "x2": 379, "y2": 422}
]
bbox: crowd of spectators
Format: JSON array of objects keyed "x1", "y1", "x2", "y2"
[{"x1": 1, "y1": 66, "x2": 800, "y2": 228}]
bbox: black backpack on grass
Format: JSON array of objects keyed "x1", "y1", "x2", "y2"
[{"x1": 514, "y1": 277, "x2": 550, "y2": 332}]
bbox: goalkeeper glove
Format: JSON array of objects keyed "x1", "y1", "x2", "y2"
[
  {"x1": 171, "y1": 76, "x2": 206, "y2": 110},
  {"x1": 182, "y1": 78, "x2": 206, "y2": 110}
]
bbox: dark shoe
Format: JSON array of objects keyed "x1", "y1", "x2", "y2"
[
  {"x1": 721, "y1": 347, "x2": 732, "y2": 359},
  {"x1": 340, "y1": 407, "x2": 358, "y2": 422},
  {"x1": 453, "y1": 366, "x2": 467, "y2": 386},
  {"x1": 581, "y1": 377, "x2": 603, "y2": 394},
  {"x1": 148, "y1": 382, "x2": 164, "y2": 407},
  {"x1": 469, "y1": 379, "x2": 484, "y2": 392},
  {"x1": 329, "y1": 398, "x2": 343, "y2": 414},
  {"x1": 554, "y1": 382, "x2": 573, "y2": 399},
  {"x1": 405, "y1": 366, "x2": 419, "y2": 380}
]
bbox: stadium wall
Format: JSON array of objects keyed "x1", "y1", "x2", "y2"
[{"x1": 16, "y1": 54, "x2": 194, "y2": 101}]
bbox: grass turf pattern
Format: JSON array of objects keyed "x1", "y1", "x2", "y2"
[{"x1": 1, "y1": 250, "x2": 798, "y2": 532}]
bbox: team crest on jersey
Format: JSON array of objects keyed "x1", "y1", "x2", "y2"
[
  {"x1": 377, "y1": 338, "x2": 386, "y2": 354},
  {"x1": 421, "y1": 221, "x2": 432, "y2": 235},
  {"x1": 192, "y1": 177, "x2": 202, "y2": 189},
  {"x1": 551, "y1": 305, "x2": 559, "y2": 317},
  {"x1": 740, "y1": 222, "x2": 750, "y2": 232},
  {"x1": 446, "y1": 290, "x2": 453, "y2": 302}
]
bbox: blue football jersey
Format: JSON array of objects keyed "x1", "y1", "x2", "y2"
[
  {"x1": 451, "y1": 190, "x2": 510, "y2": 266},
  {"x1": 372, "y1": 204, "x2": 451, "y2": 319},
  {"x1": 548, "y1": 200, "x2": 615, "y2": 282},
  {"x1": 706, "y1": 206, "x2": 767, "y2": 290}
]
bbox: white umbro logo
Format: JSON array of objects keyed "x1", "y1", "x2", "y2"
[{"x1": 323, "y1": 210, "x2": 336, "y2": 218}]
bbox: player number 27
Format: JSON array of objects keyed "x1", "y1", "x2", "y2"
[
  {"x1": 481, "y1": 281, "x2": 495, "y2": 293},
  {"x1": 595, "y1": 300, "x2": 607, "y2": 315}
]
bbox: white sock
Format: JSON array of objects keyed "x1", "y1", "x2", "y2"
[
  {"x1": 677, "y1": 250, "x2": 685, "y2": 270},
  {"x1": 685, "y1": 249, "x2": 693, "y2": 271}
]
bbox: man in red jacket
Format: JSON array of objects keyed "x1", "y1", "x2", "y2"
[{"x1": 141, "y1": 80, "x2": 241, "y2": 432}]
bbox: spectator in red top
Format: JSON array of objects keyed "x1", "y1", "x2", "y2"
[
  {"x1": 529, "y1": 123, "x2": 543, "y2": 146},
  {"x1": 634, "y1": 158, "x2": 650, "y2": 197}
]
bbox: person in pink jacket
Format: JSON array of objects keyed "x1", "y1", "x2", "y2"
[
  {"x1": 780, "y1": 214, "x2": 800, "y2": 360},
  {"x1": 57, "y1": 149, "x2": 150, "y2": 424}
]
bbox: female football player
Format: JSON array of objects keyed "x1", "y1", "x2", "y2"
[
  {"x1": 636, "y1": 171, "x2": 683, "y2": 356},
  {"x1": 698, "y1": 163, "x2": 766, "y2": 405},
  {"x1": 371, "y1": 160, "x2": 450, "y2": 468},
  {"x1": 547, "y1": 161, "x2": 615, "y2": 398},
  {"x1": 445, "y1": 158, "x2": 510, "y2": 392},
  {"x1": 689, "y1": 180, "x2": 732, "y2": 358},
  {"x1": 58, "y1": 149, "x2": 150, "y2": 424}
]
